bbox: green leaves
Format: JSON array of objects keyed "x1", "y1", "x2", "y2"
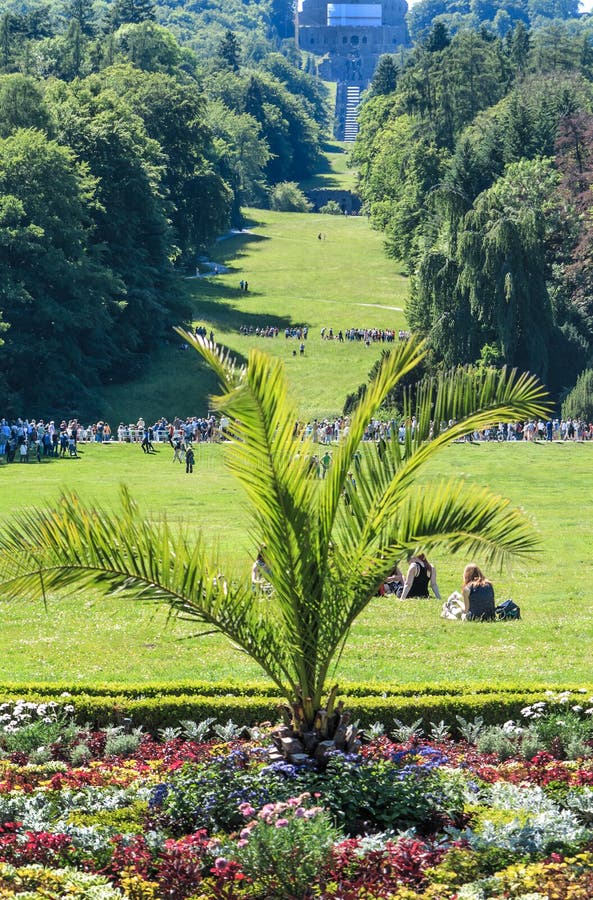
[{"x1": 0, "y1": 339, "x2": 548, "y2": 726}]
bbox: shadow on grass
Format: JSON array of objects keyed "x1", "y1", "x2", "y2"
[
  {"x1": 214, "y1": 229, "x2": 268, "y2": 259},
  {"x1": 190, "y1": 292, "x2": 310, "y2": 335},
  {"x1": 321, "y1": 140, "x2": 348, "y2": 156}
]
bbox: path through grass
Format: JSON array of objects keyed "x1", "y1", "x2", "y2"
[{"x1": 101, "y1": 206, "x2": 408, "y2": 424}]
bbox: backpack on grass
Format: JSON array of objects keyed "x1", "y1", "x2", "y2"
[{"x1": 495, "y1": 599, "x2": 521, "y2": 620}]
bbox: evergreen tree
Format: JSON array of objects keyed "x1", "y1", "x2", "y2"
[
  {"x1": 218, "y1": 29, "x2": 240, "y2": 72},
  {"x1": 66, "y1": 0, "x2": 95, "y2": 37},
  {"x1": 64, "y1": 20, "x2": 85, "y2": 78},
  {"x1": 508, "y1": 22, "x2": 530, "y2": 75},
  {"x1": 109, "y1": 0, "x2": 155, "y2": 30},
  {"x1": 370, "y1": 55, "x2": 398, "y2": 96},
  {"x1": 424, "y1": 21, "x2": 451, "y2": 52},
  {"x1": 0, "y1": 14, "x2": 16, "y2": 72}
]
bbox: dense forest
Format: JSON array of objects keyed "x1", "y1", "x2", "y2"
[
  {"x1": 3, "y1": 0, "x2": 593, "y2": 411},
  {"x1": 407, "y1": 0, "x2": 583, "y2": 43},
  {"x1": 356, "y1": 22, "x2": 593, "y2": 398},
  {"x1": 0, "y1": 0, "x2": 326, "y2": 412}
]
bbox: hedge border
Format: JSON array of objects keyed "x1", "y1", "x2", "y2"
[
  {"x1": 0, "y1": 680, "x2": 587, "y2": 699},
  {"x1": 0, "y1": 687, "x2": 586, "y2": 735}
]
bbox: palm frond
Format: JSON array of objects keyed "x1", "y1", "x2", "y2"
[
  {"x1": 405, "y1": 365, "x2": 550, "y2": 448},
  {"x1": 185, "y1": 336, "x2": 328, "y2": 699},
  {"x1": 0, "y1": 488, "x2": 299, "y2": 697},
  {"x1": 319, "y1": 338, "x2": 426, "y2": 550},
  {"x1": 338, "y1": 365, "x2": 548, "y2": 561}
]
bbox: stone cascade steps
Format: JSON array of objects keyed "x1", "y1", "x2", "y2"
[{"x1": 343, "y1": 84, "x2": 361, "y2": 142}]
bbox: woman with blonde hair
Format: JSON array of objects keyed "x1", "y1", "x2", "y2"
[{"x1": 462, "y1": 563, "x2": 496, "y2": 621}]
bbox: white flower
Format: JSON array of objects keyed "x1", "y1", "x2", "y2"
[{"x1": 572, "y1": 706, "x2": 583, "y2": 713}]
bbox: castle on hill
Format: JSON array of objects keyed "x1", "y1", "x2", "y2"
[{"x1": 297, "y1": 0, "x2": 409, "y2": 86}]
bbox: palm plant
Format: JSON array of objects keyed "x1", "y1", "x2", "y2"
[{"x1": 0, "y1": 335, "x2": 547, "y2": 750}]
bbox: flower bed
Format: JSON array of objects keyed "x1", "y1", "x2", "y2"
[{"x1": 1, "y1": 694, "x2": 593, "y2": 897}]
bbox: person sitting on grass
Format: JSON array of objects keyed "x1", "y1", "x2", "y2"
[
  {"x1": 399, "y1": 553, "x2": 441, "y2": 600},
  {"x1": 251, "y1": 545, "x2": 271, "y2": 594},
  {"x1": 382, "y1": 564, "x2": 404, "y2": 596},
  {"x1": 462, "y1": 563, "x2": 496, "y2": 621}
]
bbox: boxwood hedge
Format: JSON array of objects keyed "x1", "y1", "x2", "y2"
[{"x1": 0, "y1": 682, "x2": 587, "y2": 735}]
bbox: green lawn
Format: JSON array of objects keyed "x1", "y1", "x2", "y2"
[
  {"x1": 101, "y1": 207, "x2": 408, "y2": 424},
  {"x1": 298, "y1": 140, "x2": 358, "y2": 192},
  {"x1": 1, "y1": 440, "x2": 591, "y2": 687}
]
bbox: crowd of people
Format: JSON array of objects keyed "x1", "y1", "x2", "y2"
[
  {"x1": 235, "y1": 325, "x2": 410, "y2": 344},
  {"x1": 3, "y1": 411, "x2": 593, "y2": 465},
  {"x1": 0, "y1": 415, "x2": 225, "y2": 463},
  {"x1": 238, "y1": 325, "x2": 280, "y2": 338},
  {"x1": 320, "y1": 327, "x2": 410, "y2": 343},
  {"x1": 237, "y1": 325, "x2": 312, "y2": 340}
]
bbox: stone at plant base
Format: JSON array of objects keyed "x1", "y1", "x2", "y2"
[
  {"x1": 333, "y1": 713, "x2": 352, "y2": 749},
  {"x1": 271, "y1": 725, "x2": 291, "y2": 740},
  {"x1": 290, "y1": 753, "x2": 310, "y2": 765},
  {"x1": 281, "y1": 736, "x2": 305, "y2": 756},
  {"x1": 302, "y1": 731, "x2": 317, "y2": 751},
  {"x1": 314, "y1": 740, "x2": 336, "y2": 762}
]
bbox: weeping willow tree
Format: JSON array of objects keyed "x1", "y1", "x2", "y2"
[
  {"x1": 457, "y1": 156, "x2": 560, "y2": 381},
  {"x1": 0, "y1": 334, "x2": 548, "y2": 740}
]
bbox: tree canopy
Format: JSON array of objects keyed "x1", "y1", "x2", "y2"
[
  {"x1": 355, "y1": 25, "x2": 593, "y2": 398},
  {"x1": 0, "y1": 0, "x2": 328, "y2": 413}
]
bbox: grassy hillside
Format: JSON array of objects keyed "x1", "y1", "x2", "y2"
[
  {"x1": 100, "y1": 204, "x2": 408, "y2": 424},
  {"x1": 1, "y1": 440, "x2": 591, "y2": 686}
]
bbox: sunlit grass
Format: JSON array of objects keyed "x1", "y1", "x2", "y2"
[
  {"x1": 1, "y1": 440, "x2": 591, "y2": 688},
  {"x1": 101, "y1": 206, "x2": 408, "y2": 424}
]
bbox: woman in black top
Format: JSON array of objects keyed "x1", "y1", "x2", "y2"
[
  {"x1": 462, "y1": 563, "x2": 495, "y2": 621},
  {"x1": 399, "y1": 553, "x2": 441, "y2": 600}
]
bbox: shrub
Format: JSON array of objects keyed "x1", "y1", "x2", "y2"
[
  {"x1": 1, "y1": 686, "x2": 593, "y2": 737},
  {"x1": 221, "y1": 794, "x2": 338, "y2": 899},
  {"x1": 269, "y1": 182, "x2": 312, "y2": 212},
  {"x1": 296, "y1": 749, "x2": 463, "y2": 834},
  {"x1": 150, "y1": 752, "x2": 294, "y2": 835},
  {"x1": 562, "y1": 367, "x2": 593, "y2": 421},
  {"x1": 104, "y1": 730, "x2": 143, "y2": 759},
  {"x1": 0, "y1": 861, "x2": 124, "y2": 898},
  {"x1": 319, "y1": 200, "x2": 343, "y2": 215}
]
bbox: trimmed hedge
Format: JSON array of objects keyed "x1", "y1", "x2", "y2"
[
  {"x1": 1, "y1": 685, "x2": 588, "y2": 736},
  {"x1": 0, "y1": 680, "x2": 586, "y2": 699}
]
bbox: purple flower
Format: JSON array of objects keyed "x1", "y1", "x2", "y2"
[{"x1": 275, "y1": 818, "x2": 289, "y2": 828}]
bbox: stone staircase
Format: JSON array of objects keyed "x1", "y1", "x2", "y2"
[{"x1": 343, "y1": 84, "x2": 361, "y2": 142}]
